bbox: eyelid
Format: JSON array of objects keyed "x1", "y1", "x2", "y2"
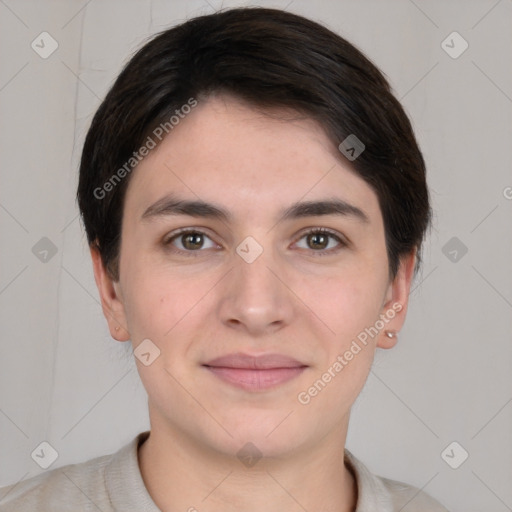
[
  {"x1": 293, "y1": 226, "x2": 348, "y2": 253},
  {"x1": 163, "y1": 227, "x2": 221, "y2": 250},
  {"x1": 163, "y1": 225, "x2": 349, "y2": 256},
  {"x1": 296, "y1": 226, "x2": 347, "y2": 242}
]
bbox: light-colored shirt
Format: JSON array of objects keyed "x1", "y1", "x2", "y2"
[{"x1": 0, "y1": 431, "x2": 449, "y2": 511}]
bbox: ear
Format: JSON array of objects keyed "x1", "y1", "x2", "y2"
[
  {"x1": 90, "y1": 243, "x2": 130, "y2": 342},
  {"x1": 377, "y1": 250, "x2": 417, "y2": 350}
]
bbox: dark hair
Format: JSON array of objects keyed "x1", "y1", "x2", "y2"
[{"x1": 77, "y1": 6, "x2": 431, "y2": 282}]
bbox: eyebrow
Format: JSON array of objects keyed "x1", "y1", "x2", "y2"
[{"x1": 140, "y1": 193, "x2": 370, "y2": 224}]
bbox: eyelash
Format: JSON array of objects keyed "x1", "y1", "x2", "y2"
[{"x1": 163, "y1": 227, "x2": 347, "y2": 257}]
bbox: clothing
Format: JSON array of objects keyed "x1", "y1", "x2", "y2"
[{"x1": 0, "y1": 431, "x2": 448, "y2": 511}]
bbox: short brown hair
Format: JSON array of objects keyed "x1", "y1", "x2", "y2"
[{"x1": 77, "y1": 7, "x2": 431, "y2": 281}]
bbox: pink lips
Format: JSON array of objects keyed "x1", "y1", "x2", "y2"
[{"x1": 203, "y1": 353, "x2": 308, "y2": 391}]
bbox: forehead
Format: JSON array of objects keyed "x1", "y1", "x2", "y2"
[{"x1": 123, "y1": 94, "x2": 382, "y2": 225}]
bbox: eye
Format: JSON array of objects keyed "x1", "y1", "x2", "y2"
[
  {"x1": 163, "y1": 228, "x2": 219, "y2": 253},
  {"x1": 294, "y1": 228, "x2": 346, "y2": 255},
  {"x1": 163, "y1": 227, "x2": 347, "y2": 256}
]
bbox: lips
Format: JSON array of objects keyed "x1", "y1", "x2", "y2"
[
  {"x1": 204, "y1": 352, "x2": 306, "y2": 370},
  {"x1": 203, "y1": 352, "x2": 308, "y2": 391}
]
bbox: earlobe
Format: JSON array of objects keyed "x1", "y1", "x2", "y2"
[
  {"x1": 377, "y1": 250, "x2": 416, "y2": 350},
  {"x1": 89, "y1": 243, "x2": 130, "y2": 342},
  {"x1": 113, "y1": 324, "x2": 130, "y2": 341},
  {"x1": 380, "y1": 329, "x2": 399, "y2": 349}
]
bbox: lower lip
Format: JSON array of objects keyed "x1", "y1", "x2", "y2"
[{"x1": 204, "y1": 366, "x2": 307, "y2": 391}]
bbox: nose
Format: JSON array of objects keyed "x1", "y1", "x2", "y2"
[{"x1": 217, "y1": 246, "x2": 295, "y2": 337}]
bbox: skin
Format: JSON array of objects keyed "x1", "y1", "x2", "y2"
[{"x1": 91, "y1": 93, "x2": 416, "y2": 512}]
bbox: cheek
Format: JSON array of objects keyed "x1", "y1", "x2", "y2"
[
  {"x1": 124, "y1": 284, "x2": 178, "y2": 340},
  {"x1": 121, "y1": 261, "x2": 216, "y2": 344},
  {"x1": 294, "y1": 276, "x2": 383, "y2": 413},
  {"x1": 307, "y1": 268, "x2": 387, "y2": 342}
]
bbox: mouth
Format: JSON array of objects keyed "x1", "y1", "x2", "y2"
[{"x1": 202, "y1": 352, "x2": 308, "y2": 392}]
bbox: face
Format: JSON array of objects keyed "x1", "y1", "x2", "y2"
[{"x1": 92, "y1": 93, "x2": 414, "y2": 460}]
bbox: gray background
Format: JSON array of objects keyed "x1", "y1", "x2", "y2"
[{"x1": 0, "y1": 0, "x2": 511, "y2": 510}]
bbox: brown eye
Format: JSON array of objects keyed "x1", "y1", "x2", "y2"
[
  {"x1": 164, "y1": 229, "x2": 218, "y2": 253},
  {"x1": 181, "y1": 232, "x2": 204, "y2": 250},
  {"x1": 295, "y1": 228, "x2": 346, "y2": 255},
  {"x1": 306, "y1": 232, "x2": 330, "y2": 250}
]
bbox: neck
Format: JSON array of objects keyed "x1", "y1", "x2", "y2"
[{"x1": 138, "y1": 419, "x2": 357, "y2": 512}]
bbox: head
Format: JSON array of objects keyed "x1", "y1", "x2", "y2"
[{"x1": 78, "y1": 7, "x2": 431, "y2": 459}]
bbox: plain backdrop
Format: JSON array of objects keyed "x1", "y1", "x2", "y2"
[{"x1": 1, "y1": 1, "x2": 511, "y2": 510}]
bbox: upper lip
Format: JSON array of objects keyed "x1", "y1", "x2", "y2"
[{"x1": 203, "y1": 352, "x2": 307, "y2": 370}]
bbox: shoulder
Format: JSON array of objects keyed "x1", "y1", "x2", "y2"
[
  {"x1": 0, "y1": 431, "x2": 153, "y2": 512},
  {"x1": 0, "y1": 451, "x2": 114, "y2": 512},
  {"x1": 379, "y1": 476, "x2": 450, "y2": 511},
  {"x1": 344, "y1": 449, "x2": 449, "y2": 512}
]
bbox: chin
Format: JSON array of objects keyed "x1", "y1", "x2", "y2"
[{"x1": 211, "y1": 412, "x2": 307, "y2": 458}]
